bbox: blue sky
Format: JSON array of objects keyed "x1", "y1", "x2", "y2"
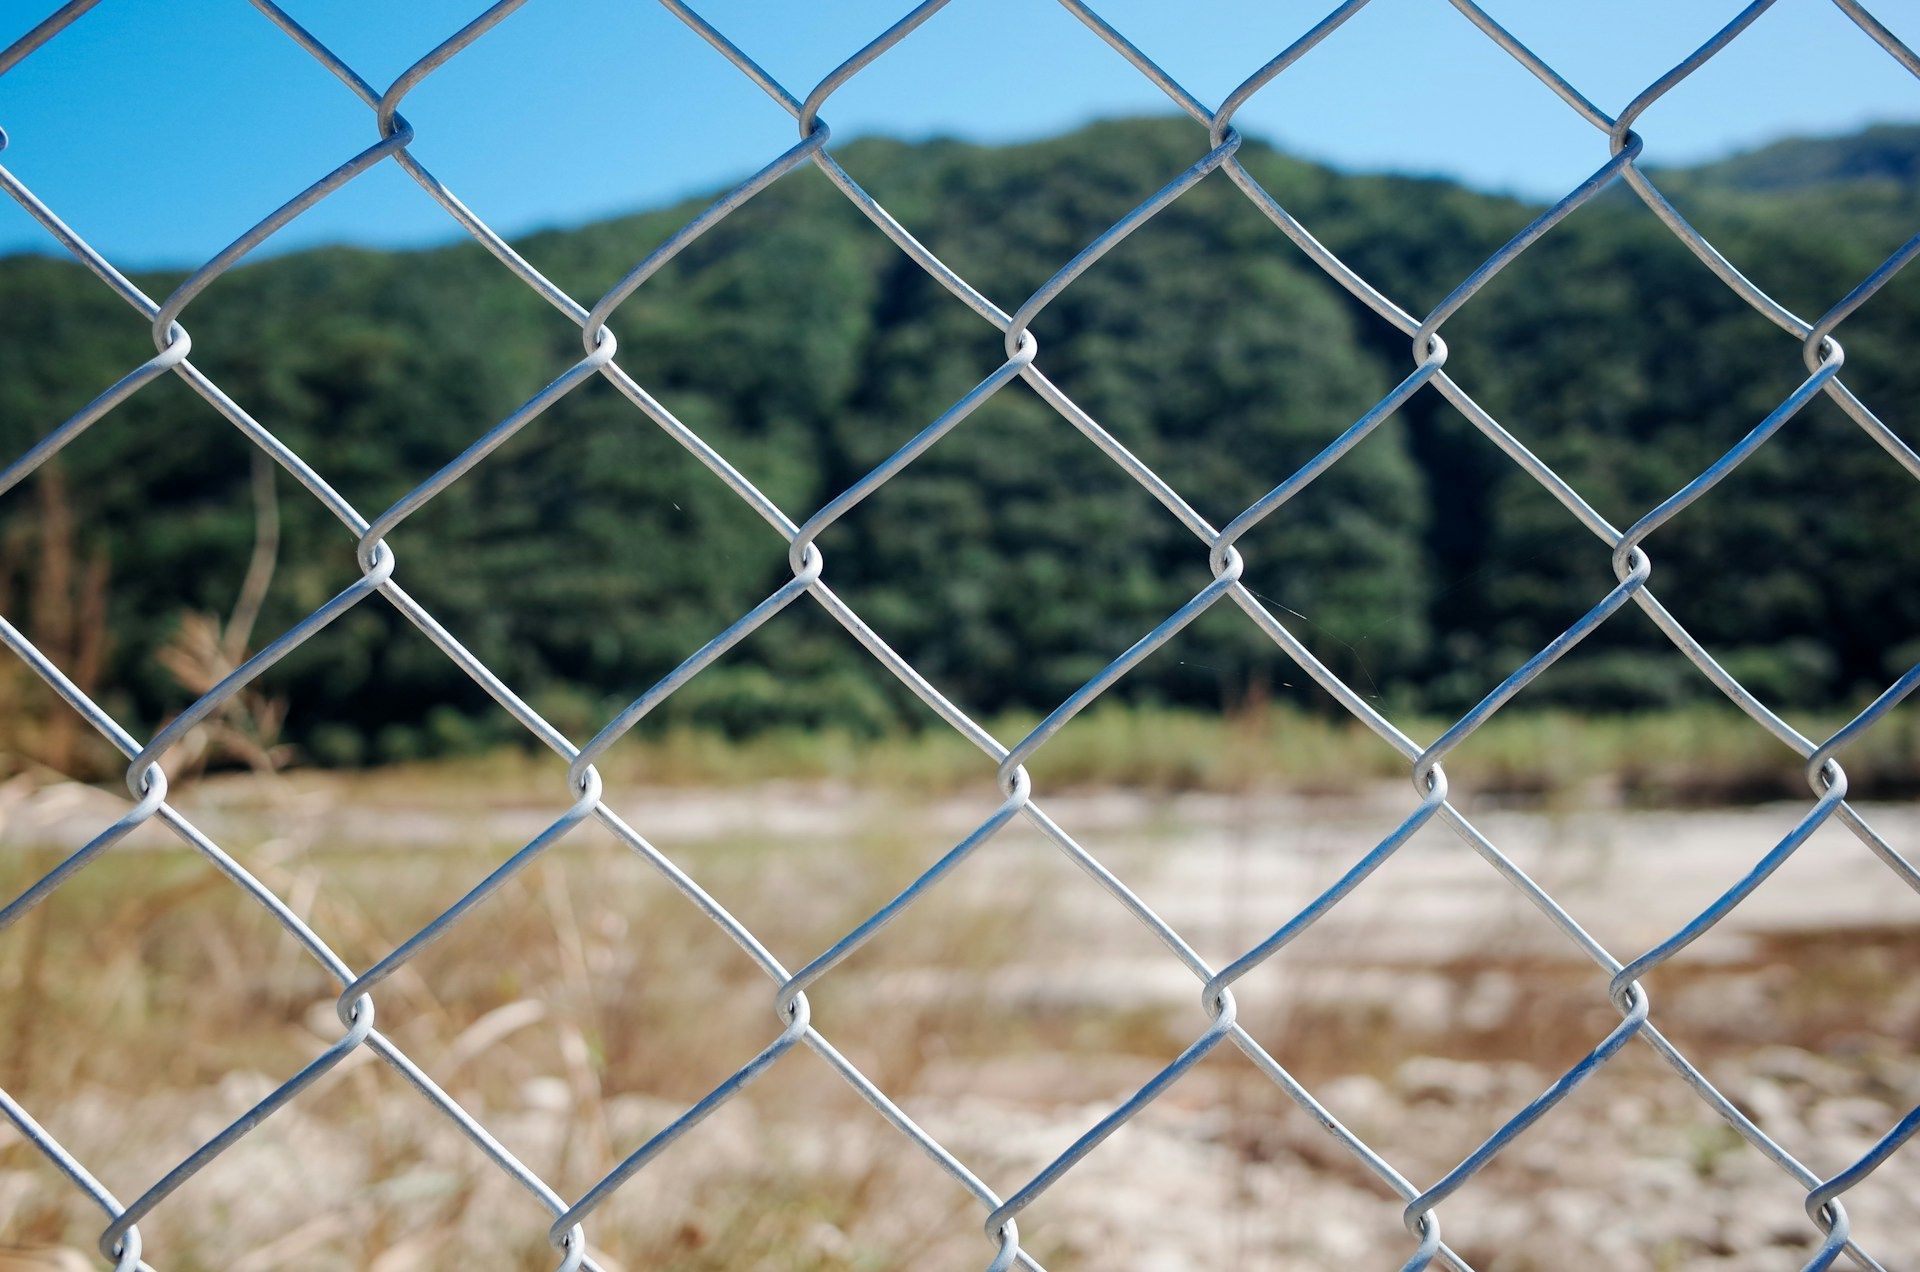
[{"x1": 1, "y1": 0, "x2": 1915, "y2": 268}]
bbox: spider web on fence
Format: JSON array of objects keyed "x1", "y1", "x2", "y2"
[{"x1": 2, "y1": 1, "x2": 1919, "y2": 1268}]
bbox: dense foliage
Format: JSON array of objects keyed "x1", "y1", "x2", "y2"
[{"x1": 3, "y1": 118, "x2": 1917, "y2": 764}]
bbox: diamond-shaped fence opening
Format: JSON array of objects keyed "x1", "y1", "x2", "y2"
[{"x1": 1, "y1": 1, "x2": 1918, "y2": 1268}]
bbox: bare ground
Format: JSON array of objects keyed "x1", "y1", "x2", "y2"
[{"x1": 1, "y1": 770, "x2": 1916, "y2": 1270}]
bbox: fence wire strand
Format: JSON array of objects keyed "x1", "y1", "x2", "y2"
[{"x1": 0, "y1": 2, "x2": 1917, "y2": 1268}]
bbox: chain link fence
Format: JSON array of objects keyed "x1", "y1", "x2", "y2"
[{"x1": 1, "y1": 1, "x2": 1917, "y2": 1268}]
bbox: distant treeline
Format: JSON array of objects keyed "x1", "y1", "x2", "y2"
[{"x1": 3, "y1": 119, "x2": 1918, "y2": 767}]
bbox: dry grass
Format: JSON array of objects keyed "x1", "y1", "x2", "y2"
[
  {"x1": 311, "y1": 700, "x2": 1920, "y2": 809},
  {"x1": 0, "y1": 773, "x2": 1057, "y2": 1270},
  {"x1": 1, "y1": 765, "x2": 1917, "y2": 1270}
]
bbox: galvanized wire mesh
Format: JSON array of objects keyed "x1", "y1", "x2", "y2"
[{"x1": 2, "y1": 1, "x2": 1918, "y2": 1268}]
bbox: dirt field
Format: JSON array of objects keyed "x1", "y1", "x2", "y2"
[{"x1": 1, "y1": 770, "x2": 1917, "y2": 1269}]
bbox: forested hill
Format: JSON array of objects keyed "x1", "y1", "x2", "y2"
[
  {"x1": 1662, "y1": 122, "x2": 1920, "y2": 193},
  {"x1": 3, "y1": 117, "x2": 1919, "y2": 763}
]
